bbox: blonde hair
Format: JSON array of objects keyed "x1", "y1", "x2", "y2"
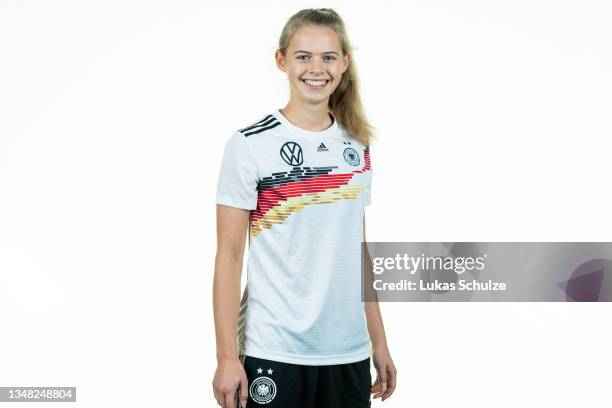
[{"x1": 278, "y1": 8, "x2": 375, "y2": 146}]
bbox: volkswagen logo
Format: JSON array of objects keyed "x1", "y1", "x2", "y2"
[{"x1": 280, "y1": 141, "x2": 303, "y2": 166}]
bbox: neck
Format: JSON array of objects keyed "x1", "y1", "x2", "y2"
[{"x1": 280, "y1": 99, "x2": 333, "y2": 132}]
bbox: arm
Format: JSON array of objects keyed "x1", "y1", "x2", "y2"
[
  {"x1": 212, "y1": 204, "x2": 250, "y2": 408},
  {"x1": 363, "y1": 214, "x2": 398, "y2": 402}
]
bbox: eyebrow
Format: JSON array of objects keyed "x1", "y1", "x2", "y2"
[{"x1": 293, "y1": 50, "x2": 339, "y2": 55}]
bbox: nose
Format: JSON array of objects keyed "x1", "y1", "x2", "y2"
[{"x1": 309, "y1": 56, "x2": 324, "y2": 74}]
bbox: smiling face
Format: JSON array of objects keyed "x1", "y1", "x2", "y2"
[{"x1": 276, "y1": 25, "x2": 350, "y2": 106}]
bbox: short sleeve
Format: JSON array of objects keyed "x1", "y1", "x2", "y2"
[
  {"x1": 215, "y1": 132, "x2": 259, "y2": 210},
  {"x1": 364, "y1": 145, "x2": 372, "y2": 207}
]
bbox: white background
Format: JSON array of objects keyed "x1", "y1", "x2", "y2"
[{"x1": 1, "y1": 1, "x2": 611, "y2": 407}]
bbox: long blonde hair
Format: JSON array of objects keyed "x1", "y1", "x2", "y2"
[{"x1": 278, "y1": 8, "x2": 375, "y2": 146}]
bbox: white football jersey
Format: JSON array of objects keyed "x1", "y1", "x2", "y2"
[{"x1": 216, "y1": 109, "x2": 373, "y2": 365}]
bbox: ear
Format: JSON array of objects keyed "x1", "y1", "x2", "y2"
[
  {"x1": 341, "y1": 51, "x2": 350, "y2": 74},
  {"x1": 275, "y1": 49, "x2": 287, "y2": 72}
]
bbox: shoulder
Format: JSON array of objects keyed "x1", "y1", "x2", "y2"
[
  {"x1": 338, "y1": 125, "x2": 369, "y2": 150},
  {"x1": 235, "y1": 112, "x2": 282, "y2": 138},
  {"x1": 221, "y1": 112, "x2": 281, "y2": 161}
]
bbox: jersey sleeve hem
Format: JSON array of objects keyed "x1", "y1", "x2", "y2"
[{"x1": 216, "y1": 196, "x2": 256, "y2": 211}]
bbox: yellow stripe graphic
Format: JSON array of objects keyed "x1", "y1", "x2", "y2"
[{"x1": 251, "y1": 184, "x2": 365, "y2": 236}]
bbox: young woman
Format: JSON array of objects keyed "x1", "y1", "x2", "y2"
[{"x1": 213, "y1": 8, "x2": 396, "y2": 408}]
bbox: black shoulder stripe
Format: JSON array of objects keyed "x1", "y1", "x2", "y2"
[
  {"x1": 239, "y1": 115, "x2": 273, "y2": 133},
  {"x1": 244, "y1": 120, "x2": 281, "y2": 137},
  {"x1": 240, "y1": 117, "x2": 278, "y2": 135}
]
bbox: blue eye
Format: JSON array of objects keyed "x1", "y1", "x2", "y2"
[{"x1": 295, "y1": 55, "x2": 337, "y2": 62}]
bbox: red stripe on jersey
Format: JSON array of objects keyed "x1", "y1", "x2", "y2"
[{"x1": 251, "y1": 150, "x2": 371, "y2": 222}]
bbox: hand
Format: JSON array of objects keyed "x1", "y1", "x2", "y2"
[
  {"x1": 212, "y1": 357, "x2": 249, "y2": 408},
  {"x1": 371, "y1": 344, "x2": 397, "y2": 402}
]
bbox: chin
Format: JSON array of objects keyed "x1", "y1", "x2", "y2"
[{"x1": 300, "y1": 94, "x2": 330, "y2": 104}]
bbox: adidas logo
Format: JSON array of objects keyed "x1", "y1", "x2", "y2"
[{"x1": 317, "y1": 142, "x2": 329, "y2": 152}]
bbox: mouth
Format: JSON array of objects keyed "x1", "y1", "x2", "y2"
[{"x1": 301, "y1": 79, "x2": 330, "y2": 89}]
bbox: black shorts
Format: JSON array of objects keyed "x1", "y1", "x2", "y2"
[{"x1": 238, "y1": 354, "x2": 372, "y2": 408}]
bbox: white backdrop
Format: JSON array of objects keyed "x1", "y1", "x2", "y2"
[{"x1": 1, "y1": 1, "x2": 611, "y2": 407}]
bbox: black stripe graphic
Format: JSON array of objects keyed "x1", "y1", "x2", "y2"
[
  {"x1": 239, "y1": 115, "x2": 273, "y2": 133},
  {"x1": 240, "y1": 117, "x2": 277, "y2": 134},
  {"x1": 244, "y1": 121, "x2": 281, "y2": 137},
  {"x1": 259, "y1": 166, "x2": 338, "y2": 190}
]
